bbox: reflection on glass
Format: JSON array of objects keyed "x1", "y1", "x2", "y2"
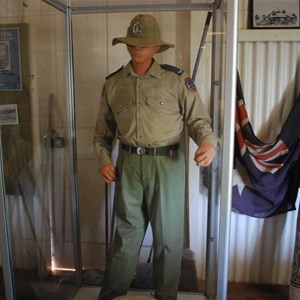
[
  {"x1": 73, "y1": 9, "x2": 212, "y2": 294},
  {"x1": 0, "y1": 1, "x2": 79, "y2": 299},
  {"x1": 1, "y1": 0, "x2": 219, "y2": 298}
]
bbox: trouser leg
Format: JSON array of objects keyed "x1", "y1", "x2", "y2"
[
  {"x1": 99, "y1": 149, "x2": 185, "y2": 300},
  {"x1": 142, "y1": 152, "x2": 185, "y2": 300},
  {"x1": 99, "y1": 152, "x2": 147, "y2": 300}
]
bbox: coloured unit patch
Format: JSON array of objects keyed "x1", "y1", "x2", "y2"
[{"x1": 185, "y1": 77, "x2": 197, "y2": 92}]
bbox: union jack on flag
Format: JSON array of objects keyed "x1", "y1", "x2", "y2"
[{"x1": 232, "y1": 73, "x2": 300, "y2": 218}]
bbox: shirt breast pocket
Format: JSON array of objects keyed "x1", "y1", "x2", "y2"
[
  {"x1": 111, "y1": 99, "x2": 132, "y2": 116},
  {"x1": 146, "y1": 93, "x2": 179, "y2": 115},
  {"x1": 110, "y1": 98, "x2": 134, "y2": 129}
]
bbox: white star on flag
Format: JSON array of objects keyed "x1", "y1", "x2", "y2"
[{"x1": 232, "y1": 160, "x2": 253, "y2": 195}]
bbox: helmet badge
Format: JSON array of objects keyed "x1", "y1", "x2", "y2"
[{"x1": 132, "y1": 21, "x2": 142, "y2": 35}]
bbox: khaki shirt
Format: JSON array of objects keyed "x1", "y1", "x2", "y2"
[{"x1": 94, "y1": 60, "x2": 216, "y2": 167}]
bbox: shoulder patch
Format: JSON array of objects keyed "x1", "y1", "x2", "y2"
[
  {"x1": 161, "y1": 64, "x2": 184, "y2": 76},
  {"x1": 185, "y1": 77, "x2": 197, "y2": 92},
  {"x1": 106, "y1": 65, "x2": 124, "y2": 80}
]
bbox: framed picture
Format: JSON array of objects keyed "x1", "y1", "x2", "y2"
[
  {"x1": 0, "y1": 27, "x2": 22, "y2": 90},
  {"x1": 250, "y1": 0, "x2": 300, "y2": 29},
  {"x1": 0, "y1": 104, "x2": 18, "y2": 125},
  {"x1": 0, "y1": 24, "x2": 32, "y2": 196}
]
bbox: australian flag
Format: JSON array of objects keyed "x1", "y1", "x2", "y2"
[{"x1": 232, "y1": 73, "x2": 300, "y2": 218}]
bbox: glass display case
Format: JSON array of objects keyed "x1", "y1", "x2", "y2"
[{"x1": 0, "y1": 0, "x2": 238, "y2": 299}]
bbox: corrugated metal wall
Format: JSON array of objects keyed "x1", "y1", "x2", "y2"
[
  {"x1": 229, "y1": 30, "x2": 300, "y2": 285},
  {"x1": 190, "y1": 27, "x2": 300, "y2": 285}
]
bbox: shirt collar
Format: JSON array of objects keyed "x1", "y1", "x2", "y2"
[{"x1": 123, "y1": 60, "x2": 161, "y2": 79}]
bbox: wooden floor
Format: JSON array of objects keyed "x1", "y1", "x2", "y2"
[
  {"x1": 0, "y1": 268, "x2": 290, "y2": 299},
  {"x1": 73, "y1": 283, "x2": 289, "y2": 300},
  {"x1": 227, "y1": 282, "x2": 289, "y2": 300},
  {"x1": 197, "y1": 280, "x2": 289, "y2": 299},
  {"x1": 0, "y1": 282, "x2": 290, "y2": 299}
]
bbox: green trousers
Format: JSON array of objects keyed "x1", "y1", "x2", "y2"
[{"x1": 99, "y1": 148, "x2": 185, "y2": 300}]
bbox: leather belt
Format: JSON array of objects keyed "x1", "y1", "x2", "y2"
[{"x1": 121, "y1": 142, "x2": 179, "y2": 156}]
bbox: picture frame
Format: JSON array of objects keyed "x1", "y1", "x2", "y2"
[
  {"x1": 0, "y1": 24, "x2": 32, "y2": 196},
  {"x1": 0, "y1": 27, "x2": 22, "y2": 90},
  {"x1": 0, "y1": 104, "x2": 19, "y2": 125},
  {"x1": 249, "y1": 0, "x2": 300, "y2": 29}
]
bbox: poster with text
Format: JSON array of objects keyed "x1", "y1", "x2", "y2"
[{"x1": 0, "y1": 28, "x2": 22, "y2": 90}]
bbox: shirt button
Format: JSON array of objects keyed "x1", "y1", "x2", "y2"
[{"x1": 160, "y1": 101, "x2": 164, "y2": 105}]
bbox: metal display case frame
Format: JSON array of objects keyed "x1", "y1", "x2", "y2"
[{"x1": 0, "y1": 0, "x2": 239, "y2": 299}]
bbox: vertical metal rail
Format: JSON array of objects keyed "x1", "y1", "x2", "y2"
[
  {"x1": 65, "y1": 7, "x2": 83, "y2": 286},
  {"x1": 216, "y1": 0, "x2": 239, "y2": 299},
  {"x1": 0, "y1": 129, "x2": 16, "y2": 300},
  {"x1": 205, "y1": 4, "x2": 224, "y2": 299}
]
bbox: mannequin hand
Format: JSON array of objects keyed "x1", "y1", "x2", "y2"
[
  {"x1": 194, "y1": 143, "x2": 216, "y2": 167},
  {"x1": 98, "y1": 163, "x2": 117, "y2": 183}
]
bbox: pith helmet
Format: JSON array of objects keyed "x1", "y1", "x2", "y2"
[{"x1": 112, "y1": 14, "x2": 175, "y2": 53}]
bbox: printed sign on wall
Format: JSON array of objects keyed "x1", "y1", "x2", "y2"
[{"x1": 0, "y1": 28, "x2": 22, "y2": 90}]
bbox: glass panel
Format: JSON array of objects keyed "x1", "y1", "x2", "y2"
[
  {"x1": 0, "y1": 1, "x2": 79, "y2": 299},
  {"x1": 73, "y1": 9, "x2": 215, "y2": 294}
]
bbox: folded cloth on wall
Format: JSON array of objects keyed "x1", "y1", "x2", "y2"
[{"x1": 232, "y1": 73, "x2": 300, "y2": 218}]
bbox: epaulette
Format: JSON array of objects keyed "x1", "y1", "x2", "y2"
[
  {"x1": 161, "y1": 64, "x2": 184, "y2": 76},
  {"x1": 106, "y1": 65, "x2": 124, "y2": 80}
]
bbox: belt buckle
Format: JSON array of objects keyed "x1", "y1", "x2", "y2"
[{"x1": 136, "y1": 147, "x2": 146, "y2": 155}]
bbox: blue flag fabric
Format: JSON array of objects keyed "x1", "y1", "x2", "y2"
[{"x1": 232, "y1": 74, "x2": 300, "y2": 218}]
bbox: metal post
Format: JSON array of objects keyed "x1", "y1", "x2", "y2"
[
  {"x1": 0, "y1": 129, "x2": 16, "y2": 300},
  {"x1": 216, "y1": 0, "x2": 239, "y2": 299},
  {"x1": 65, "y1": 7, "x2": 83, "y2": 286},
  {"x1": 205, "y1": 4, "x2": 224, "y2": 299}
]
